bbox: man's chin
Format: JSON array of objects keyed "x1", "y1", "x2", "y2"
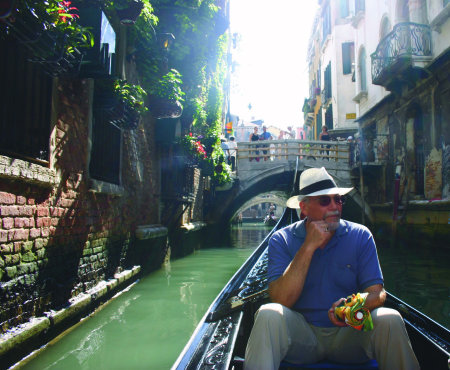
[{"x1": 327, "y1": 221, "x2": 340, "y2": 231}]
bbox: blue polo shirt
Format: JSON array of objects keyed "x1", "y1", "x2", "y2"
[{"x1": 267, "y1": 219, "x2": 384, "y2": 327}]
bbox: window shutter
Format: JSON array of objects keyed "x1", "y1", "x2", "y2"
[{"x1": 342, "y1": 42, "x2": 354, "y2": 75}]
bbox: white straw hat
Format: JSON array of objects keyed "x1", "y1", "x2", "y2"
[{"x1": 286, "y1": 167, "x2": 353, "y2": 209}]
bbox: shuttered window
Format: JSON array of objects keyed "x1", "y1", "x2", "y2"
[
  {"x1": 0, "y1": 37, "x2": 52, "y2": 164},
  {"x1": 325, "y1": 105, "x2": 333, "y2": 130},
  {"x1": 324, "y1": 63, "x2": 332, "y2": 100},
  {"x1": 342, "y1": 42, "x2": 355, "y2": 75}
]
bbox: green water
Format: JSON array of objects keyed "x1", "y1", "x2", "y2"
[
  {"x1": 15, "y1": 223, "x2": 449, "y2": 370},
  {"x1": 17, "y1": 224, "x2": 268, "y2": 370}
]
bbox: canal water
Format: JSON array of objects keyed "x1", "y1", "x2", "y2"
[{"x1": 15, "y1": 222, "x2": 449, "y2": 370}]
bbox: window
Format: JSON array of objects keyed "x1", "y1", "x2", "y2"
[
  {"x1": 342, "y1": 42, "x2": 355, "y2": 75},
  {"x1": 325, "y1": 105, "x2": 333, "y2": 130},
  {"x1": 0, "y1": 37, "x2": 52, "y2": 164},
  {"x1": 355, "y1": 0, "x2": 365, "y2": 13},
  {"x1": 359, "y1": 48, "x2": 367, "y2": 91},
  {"x1": 340, "y1": 0, "x2": 349, "y2": 17},
  {"x1": 324, "y1": 63, "x2": 332, "y2": 100},
  {"x1": 89, "y1": 110, "x2": 122, "y2": 185},
  {"x1": 444, "y1": 0, "x2": 449, "y2": 6}
]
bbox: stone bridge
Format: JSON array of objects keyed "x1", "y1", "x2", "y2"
[{"x1": 207, "y1": 139, "x2": 373, "y2": 225}]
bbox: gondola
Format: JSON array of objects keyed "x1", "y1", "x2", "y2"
[
  {"x1": 172, "y1": 207, "x2": 449, "y2": 369},
  {"x1": 263, "y1": 214, "x2": 278, "y2": 227},
  {"x1": 173, "y1": 163, "x2": 449, "y2": 370}
]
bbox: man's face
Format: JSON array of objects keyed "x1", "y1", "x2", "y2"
[{"x1": 300, "y1": 194, "x2": 344, "y2": 231}]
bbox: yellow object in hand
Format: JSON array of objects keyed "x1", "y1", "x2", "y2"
[{"x1": 334, "y1": 292, "x2": 374, "y2": 331}]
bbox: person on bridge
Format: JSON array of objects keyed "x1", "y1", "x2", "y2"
[
  {"x1": 319, "y1": 125, "x2": 331, "y2": 160},
  {"x1": 244, "y1": 167, "x2": 419, "y2": 370},
  {"x1": 249, "y1": 126, "x2": 260, "y2": 162},
  {"x1": 227, "y1": 136, "x2": 237, "y2": 171},
  {"x1": 260, "y1": 125, "x2": 273, "y2": 161}
]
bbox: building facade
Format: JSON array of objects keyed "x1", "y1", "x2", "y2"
[{"x1": 304, "y1": 0, "x2": 450, "y2": 242}]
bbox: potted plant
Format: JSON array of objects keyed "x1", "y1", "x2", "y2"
[
  {"x1": 95, "y1": 79, "x2": 148, "y2": 130},
  {"x1": 149, "y1": 69, "x2": 185, "y2": 119}
]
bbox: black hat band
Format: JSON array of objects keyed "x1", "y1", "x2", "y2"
[{"x1": 299, "y1": 179, "x2": 337, "y2": 195}]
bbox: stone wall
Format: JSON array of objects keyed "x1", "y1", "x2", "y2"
[{"x1": 0, "y1": 78, "x2": 164, "y2": 333}]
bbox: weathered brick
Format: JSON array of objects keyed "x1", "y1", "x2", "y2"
[
  {"x1": 0, "y1": 230, "x2": 8, "y2": 243},
  {"x1": 19, "y1": 206, "x2": 34, "y2": 217},
  {"x1": 11, "y1": 229, "x2": 30, "y2": 241},
  {"x1": 36, "y1": 206, "x2": 49, "y2": 217},
  {"x1": 0, "y1": 206, "x2": 19, "y2": 217},
  {"x1": 36, "y1": 249, "x2": 46, "y2": 259},
  {"x1": 14, "y1": 218, "x2": 33, "y2": 228},
  {"x1": 21, "y1": 252, "x2": 36, "y2": 263},
  {"x1": 13, "y1": 242, "x2": 22, "y2": 253},
  {"x1": 22, "y1": 241, "x2": 33, "y2": 253},
  {"x1": 0, "y1": 243, "x2": 12, "y2": 254},
  {"x1": 5, "y1": 266, "x2": 17, "y2": 279},
  {"x1": 3, "y1": 218, "x2": 14, "y2": 229},
  {"x1": 16, "y1": 196, "x2": 26, "y2": 205},
  {"x1": 4, "y1": 254, "x2": 19, "y2": 266},
  {"x1": 36, "y1": 217, "x2": 51, "y2": 227},
  {"x1": 29, "y1": 228, "x2": 41, "y2": 239},
  {"x1": 0, "y1": 192, "x2": 16, "y2": 205}
]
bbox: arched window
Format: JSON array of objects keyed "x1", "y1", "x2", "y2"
[{"x1": 359, "y1": 47, "x2": 367, "y2": 91}]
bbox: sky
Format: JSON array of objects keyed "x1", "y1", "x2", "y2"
[{"x1": 229, "y1": 0, "x2": 319, "y2": 131}]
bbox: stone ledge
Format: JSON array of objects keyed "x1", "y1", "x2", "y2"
[
  {"x1": 0, "y1": 317, "x2": 50, "y2": 357},
  {"x1": 0, "y1": 265, "x2": 141, "y2": 365},
  {"x1": 0, "y1": 155, "x2": 58, "y2": 187},
  {"x1": 135, "y1": 224, "x2": 168, "y2": 240},
  {"x1": 180, "y1": 221, "x2": 207, "y2": 233}
]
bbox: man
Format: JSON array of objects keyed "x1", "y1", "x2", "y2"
[
  {"x1": 227, "y1": 136, "x2": 237, "y2": 171},
  {"x1": 287, "y1": 126, "x2": 296, "y2": 139},
  {"x1": 260, "y1": 126, "x2": 272, "y2": 161},
  {"x1": 244, "y1": 167, "x2": 419, "y2": 370},
  {"x1": 220, "y1": 138, "x2": 229, "y2": 164}
]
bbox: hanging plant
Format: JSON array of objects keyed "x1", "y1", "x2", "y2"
[{"x1": 149, "y1": 69, "x2": 185, "y2": 119}]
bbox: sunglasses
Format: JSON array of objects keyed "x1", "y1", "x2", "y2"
[{"x1": 313, "y1": 195, "x2": 346, "y2": 207}]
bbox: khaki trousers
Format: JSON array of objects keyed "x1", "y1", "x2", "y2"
[{"x1": 244, "y1": 303, "x2": 420, "y2": 370}]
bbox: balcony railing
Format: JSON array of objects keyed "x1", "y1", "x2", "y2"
[{"x1": 371, "y1": 22, "x2": 432, "y2": 86}]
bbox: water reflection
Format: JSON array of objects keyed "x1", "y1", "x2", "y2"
[{"x1": 377, "y1": 241, "x2": 450, "y2": 328}]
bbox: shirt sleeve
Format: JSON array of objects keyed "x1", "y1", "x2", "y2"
[
  {"x1": 356, "y1": 228, "x2": 384, "y2": 290},
  {"x1": 267, "y1": 231, "x2": 293, "y2": 283}
]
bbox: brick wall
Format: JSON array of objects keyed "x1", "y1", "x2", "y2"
[{"x1": 0, "y1": 79, "x2": 162, "y2": 332}]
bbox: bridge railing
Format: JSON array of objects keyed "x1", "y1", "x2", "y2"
[{"x1": 236, "y1": 139, "x2": 351, "y2": 172}]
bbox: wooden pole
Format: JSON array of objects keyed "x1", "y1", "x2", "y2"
[{"x1": 359, "y1": 159, "x2": 365, "y2": 225}]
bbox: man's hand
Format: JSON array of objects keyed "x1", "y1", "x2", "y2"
[
  {"x1": 328, "y1": 298, "x2": 347, "y2": 327},
  {"x1": 304, "y1": 218, "x2": 334, "y2": 250}
]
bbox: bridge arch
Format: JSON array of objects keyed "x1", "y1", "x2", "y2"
[{"x1": 207, "y1": 140, "x2": 374, "y2": 225}]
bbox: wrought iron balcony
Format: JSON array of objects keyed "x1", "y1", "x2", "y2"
[{"x1": 371, "y1": 22, "x2": 432, "y2": 89}]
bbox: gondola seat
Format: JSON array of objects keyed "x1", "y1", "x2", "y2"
[
  {"x1": 231, "y1": 357, "x2": 378, "y2": 369},
  {"x1": 279, "y1": 359, "x2": 378, "y2": 369}
]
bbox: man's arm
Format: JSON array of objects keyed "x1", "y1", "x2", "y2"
[{"x1": 269, "y1": 219, "x2": 333, "y2": 307}]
